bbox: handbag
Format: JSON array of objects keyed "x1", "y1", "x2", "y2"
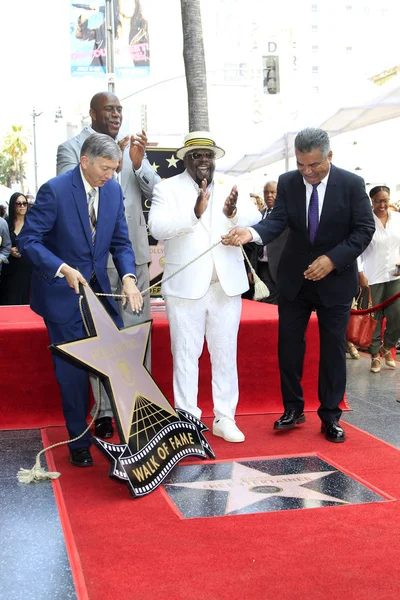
[{"x1": 346, "y1": 287, "x2": 378, "y2": 348}]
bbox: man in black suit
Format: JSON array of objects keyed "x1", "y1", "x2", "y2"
[
  {"x1": 222, "y1": 128, "x2": 375, "y2": 442},
  {"x1": 256, "y1": 181, "x2": 288, "y2": 304}
]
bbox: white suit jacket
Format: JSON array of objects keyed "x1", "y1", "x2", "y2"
[
  {"x1": 148, "y1": 170, "x2": 261, "y2": 299},
  {"x1": 56, "y1": 126, "x2": 160, "y2": 265}
]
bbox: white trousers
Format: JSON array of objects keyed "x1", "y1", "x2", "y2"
[{"x1": 165, "y1": 283, "x2": 242, "y2": 421}]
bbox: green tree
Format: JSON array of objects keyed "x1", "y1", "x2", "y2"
[
  {"x1": 0, "y1": 153, "x2": 15, "y2": 189},
  {"x1": 180, "y1": 0, "x2": 209, "y2": 131},
  {"x1": 1, "y1": 125, "x2": 29, "y2": 193}
]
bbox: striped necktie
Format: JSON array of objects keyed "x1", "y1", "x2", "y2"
[{"x1": 87, "y1": 188, "x2": 97, "y2": 243}]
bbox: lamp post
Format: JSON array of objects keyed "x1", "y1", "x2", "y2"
[
  {"x1": 31, "y1": 107, "x2": 63, "y2": 194},
  {"x1": 31, "y1": 107, "x2": 42, "y2": 194},
  {"x1": 105, "y1": 0, "x2": 115, "y2": 93}
]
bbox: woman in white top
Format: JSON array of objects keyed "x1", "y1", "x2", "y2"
[{"x1": 358, "y1": 185, "x2": 400, "y2": 373}]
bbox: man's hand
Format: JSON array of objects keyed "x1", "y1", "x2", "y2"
[
  {"x1": 304, "y1": 255, "x2": 335, "y2": 281},
  {"x1": 116, "y1": 135, "x2": 130, "y2": 173},
  {"x1": 223, "y1": 185, "x2": 238, "y2": 218},
  {"x1": 122, "y1": 276, "x2": 143, "y2": 313},
  {"x1": 194, "y1": 179, "x2": 211, "y2": 218},
  {"x1": 359, "y1": 272, "x2": 369, "y2": 288},
  {"x1": 10, "y1": 246, "x2": 21, "y2": 258},
  {"x1": 60, "y1": 265, "x2": 87, "y2": 294},
  {"x1": 221, "y1": 227, "x2": 253, "y2": 246},
  {"x1": 129, "y1": 130, "x2": 148, "y2": 171}
]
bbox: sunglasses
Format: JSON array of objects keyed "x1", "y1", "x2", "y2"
[
  {"x1": 188, "y1": 151, "x2": 215, "y2": 161},
  {"x1": 16, "y1": 201, "x2": 28, "y2": 207}
]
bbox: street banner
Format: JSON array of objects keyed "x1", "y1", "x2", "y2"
[{"x1": 70, "y1": 1, "x2": 150, "y2": 78}]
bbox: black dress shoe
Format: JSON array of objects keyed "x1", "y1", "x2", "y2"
[
  {"x1": 94, "y1": 416, "x2": 114, "y2": 439},
  {"x1": 273, "y1": 410, "x2": 306, "y2": 430},
  {"x1": 70, "y1": 447, "x2": 93, "y2": 467},
  {"x1": 321, "y1": 421, "x2": 346, "y2": 443}
]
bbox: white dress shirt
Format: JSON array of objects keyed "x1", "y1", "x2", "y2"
[
  {"x1": 250, "y1": 168, "x2": 330, "y2": 244},
  {"x1": 358, "y1": 211, "x2": 400, "y2": 285}
]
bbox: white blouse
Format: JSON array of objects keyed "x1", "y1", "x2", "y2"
[{"x1": 358, "y1": 211, "x2": 400, "y2": 285}]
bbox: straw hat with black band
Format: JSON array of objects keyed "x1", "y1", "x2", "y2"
[{"x1": 176, "y1": 131, "x2": 225, "y2": 160}]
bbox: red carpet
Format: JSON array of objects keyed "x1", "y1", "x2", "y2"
[
  {"x1": 0, "y1": 302, "x2": 348, "y2": 430},
  {"x1": 44, "y1": 414, "x2": 400, "y2": 600}
]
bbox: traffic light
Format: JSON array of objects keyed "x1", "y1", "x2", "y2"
[{"x1": 263, "y1": 56, "x2": 279, "y2": 94}]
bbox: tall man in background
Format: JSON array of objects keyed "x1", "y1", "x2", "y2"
[
  {"x1": 223, "y1": 128, "x2": 375, "y2": 443},
  {"x1": 19, "y1": 134, "x2": 143, "y2": 466},
  {"x1": 57, "y1": 91, "x2": 160, "y2": 438}
]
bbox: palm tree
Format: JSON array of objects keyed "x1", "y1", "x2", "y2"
[
  {"x1": 0, "y1": 153, "x2": 16, "y2": 189},
  {"x1": 180, "y1": 0, "x2": 209, "y2": 131},
  {"x1": 2, "y1": 125, "x2": 29, "y2": 193}
]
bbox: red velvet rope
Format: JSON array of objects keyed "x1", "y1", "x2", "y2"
[{"x1": 350, "y1": 291, "x2": 400, "y2": 315}]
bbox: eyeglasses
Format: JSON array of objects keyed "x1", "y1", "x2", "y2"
[
  {"x1": 188, "y1": 151, "x2": 215, "y2": 161},
  {"x1": 16, "y1": 201, "x2": 28, "y2": 207}
]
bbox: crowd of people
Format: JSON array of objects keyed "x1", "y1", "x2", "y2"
[{"x1": 2, "y1": 108, "x2": 400, "y2": 464}]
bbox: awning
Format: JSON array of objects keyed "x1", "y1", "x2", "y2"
[{"x1": 221, "y1": 78, "x2": 400, "y2": 176}]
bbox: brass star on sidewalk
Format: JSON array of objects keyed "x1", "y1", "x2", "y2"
[{"x1": 166, "y1": 461, "x2": 348, "y2": 514}]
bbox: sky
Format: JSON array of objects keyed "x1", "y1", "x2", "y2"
[{"x1": 2, "y1": 0, "x2": 400, "y2": 196}]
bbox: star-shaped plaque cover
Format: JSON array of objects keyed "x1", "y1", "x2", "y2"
[
  {"x1": 53, "y1": 285, "x2": 176, "y2": 445},
  {"x1": 51, "y1": 285, "x2": 214, "y2": 497}
]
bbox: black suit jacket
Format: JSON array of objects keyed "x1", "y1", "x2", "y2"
[{"x1": 252, "y1": 165, "x2": 375, "y2": 307}]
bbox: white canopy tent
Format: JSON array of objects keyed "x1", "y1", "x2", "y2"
[{"x1": 221, "y1": 78, "x2": 400, "y2": 176}]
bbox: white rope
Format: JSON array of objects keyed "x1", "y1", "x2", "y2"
[
  {"x1": 17, "y1": 237, "x2": 267, "y2": 483},
  {"x1": 17, "y1": 299, "x2": 101, "y2": 483}
]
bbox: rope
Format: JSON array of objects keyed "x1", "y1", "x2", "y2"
[
  {"x1": 17, "y1": 298, "x2": 102, "y2": 483},
  {"x1": 350, "y1": 291, "x2": 400, "y2": 316},
  {"x1": 17, "y1": 239, "x2": 225, "y2": 483},
  {"x1": 96, "y1": 239, "x2": 223, "y2": 300}
]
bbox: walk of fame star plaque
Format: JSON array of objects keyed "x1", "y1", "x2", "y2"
[
  {"x1": 162, "y1": 455, "x2": 390, "y2": 519},
  {"x1": 51, "y1": 285, "x2": 215, "y2": 498}
]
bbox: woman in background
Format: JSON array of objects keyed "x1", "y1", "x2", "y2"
[
  {"x1": 0, "y1": 193, "x2": 31, "y2": 305},
  {"x1": 358, "y1": 185, "x2": 400, "y2": 373}
]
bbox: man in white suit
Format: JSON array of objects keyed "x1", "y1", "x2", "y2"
[
  {"x1": 148, "y1": 132, "x2": 261, "y2": 442},
  {"x1": 57, "y1": 91, "x2": 160, "y2": 438}
]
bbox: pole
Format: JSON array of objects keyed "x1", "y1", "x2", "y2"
[
  {"x1": 105, "y1": 0, "x2": 115, "y2": 93},
  {"x1": 31, "y1": 107, "x2": 42, "y2": 194}
]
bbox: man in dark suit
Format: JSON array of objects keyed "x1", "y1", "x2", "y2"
[
  {"x1": 18, "y1": 133, "x2": 143, "y2": 466},
  {"x1": 222, "y1": 128, "x2": 375, "y2": 442},
  {"x1": 256, "y1": 181, "x2": 288, "y2": 304}
]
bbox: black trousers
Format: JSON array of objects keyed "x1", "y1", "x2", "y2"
[
  {"x1": 278, "y1": 279, "x2": 351, "y2": 423},
  {"x1": 257, "y1": 261, "x2": 279, "y2": 305}
]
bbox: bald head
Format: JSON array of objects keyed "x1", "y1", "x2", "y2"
[
  {"x1": 263, "y1": 181, "x2": 277, "y2": 209},
  {"x1": 89, "y1": 92, "x2": 123, "y2": 139}
]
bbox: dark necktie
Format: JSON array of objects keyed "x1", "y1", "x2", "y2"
[
  {"x1": 308, "y1": 183, "x2": 319, "y2": 244},
  {"x1": 87, "y1": 188, "x2": 97, "y2": 243}
]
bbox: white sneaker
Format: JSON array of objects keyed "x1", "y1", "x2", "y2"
[{"x1": 212, "y1": 417, "x2": 245, "y2": 443}]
